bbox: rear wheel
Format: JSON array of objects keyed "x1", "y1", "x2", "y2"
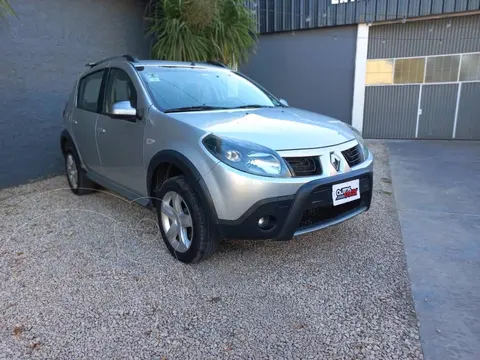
[
  {"x1": 64, "y1": 144, "x2": 96, "y2": 195},
  {"x1": 156, "y1": 176, "x2": 218, "y2": 263}
]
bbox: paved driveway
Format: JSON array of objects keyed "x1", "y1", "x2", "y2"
[{"x1": 387, "y1": 140, "x2": 480, "y2": 360}]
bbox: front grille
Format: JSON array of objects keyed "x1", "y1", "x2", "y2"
[
  {"x1": 298, "y1": 199, "x2": 362, "y2": 228},
  {"x1": 296, "y1": 174, "x2": 372, "y2": 231},
  {"x1": 342, "y1": 145, "x2": 363, "y2": 167},
  {"x1": 284, "y1": 157, "x2": 322, "y2": 177}
]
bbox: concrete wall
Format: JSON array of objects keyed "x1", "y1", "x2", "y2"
[
  {"x1": 0, "y1": 0, "x2": 149, "y2": 189},
  {"x1": 240, "y1": 25, "x2": 357, "y2": 124}
]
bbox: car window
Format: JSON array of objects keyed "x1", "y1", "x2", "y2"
[
  {"x1": 104, "y1": 68, "x2": 138, "y2": 114},
  {"x1": 77, "y1": 70, "x2": 105, "y2": 113}
]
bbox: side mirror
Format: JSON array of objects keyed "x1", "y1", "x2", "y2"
[
  {"x1": 279, "y1": 99, "x2": 289, "y2": 107},
  {"x1": 111, "y1": 101, "x2": 137, "y2": 117}
]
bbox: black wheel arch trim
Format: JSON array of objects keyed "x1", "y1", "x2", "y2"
[
  {"x1": 60, "y1": 129, "x2": 81, "y2": 159},
  {"x1": 147, "y1": 150, "x2": 220, "y2": 224}
]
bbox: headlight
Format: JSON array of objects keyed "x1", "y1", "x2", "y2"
[
  {"x1": 202, "y1": 135, "x2": 291, "y2": 177},
  {"x1": 349, "y1": 126, "x2": 369, "y2": 160}
]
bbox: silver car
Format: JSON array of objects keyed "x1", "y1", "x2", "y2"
[{"x1": 61, "y1": 55, "x2": 373, "y2": 263}]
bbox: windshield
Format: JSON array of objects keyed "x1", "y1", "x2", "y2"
[{"x1": 137, "y1": 66, "x2": 281, "y2": 112}]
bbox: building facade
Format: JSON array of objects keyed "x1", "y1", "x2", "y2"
[
  {"x1": 364, "y1": 16, "x2": 480, "y2": 139},
  {"x1": 0, "y1": 0, "x2": 479, "y2": 188},
  {"x1": 241, "y1": 0, "x2": 480, "y2": 139}
]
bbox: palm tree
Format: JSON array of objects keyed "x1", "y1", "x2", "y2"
[
  {"x1": 146, "y1": 0, "x2": 257, "y2": 67},
  {"x1": 212, "y1": 0, "x2": 257, "y2": 67},
  {"x1": 0, "y1": 0, "x2": 14, "y2": 17}
]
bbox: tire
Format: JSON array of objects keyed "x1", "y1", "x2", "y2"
[
  {"x1": 64, "y1": 144, "x2": 97, "y2": 195},
  {"x1": 156, "y1": 175, "x2": 219, "y2": 263}
]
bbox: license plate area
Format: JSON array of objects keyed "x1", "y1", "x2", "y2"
[{"x1": 332, "y1": 179, "x2": 360, "y2": 206}]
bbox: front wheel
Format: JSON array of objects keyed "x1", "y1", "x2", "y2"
[{"x1": 156, "y1": 176, "x2": 218, "y2": 263}]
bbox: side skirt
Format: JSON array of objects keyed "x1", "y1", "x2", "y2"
[{"x1": 86, "y1": 171, "x2": 151, "y2": 208}]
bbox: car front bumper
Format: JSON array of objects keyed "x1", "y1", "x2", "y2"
[
  {"x1": 216, "y1": 167, "x2": 372, "y2": 240},
  {"x1": 200, "y1": 140, "x2": 374, "y2": 241}
]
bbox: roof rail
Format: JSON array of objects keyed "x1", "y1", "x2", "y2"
[
  {"x1": 206, "y1": 60, "x2": 229, "y2": 68},
  {"x1": 86, "y1": 55, "x2": 139, "y2": 68}
]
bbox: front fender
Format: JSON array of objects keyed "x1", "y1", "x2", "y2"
[{"x1": 146, "y1": 150, "x2": 220, "y2": 224}]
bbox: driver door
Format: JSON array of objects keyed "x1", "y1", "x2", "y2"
[{"x1": 95, "y1": 67, "x2": 146, "y2": 195}]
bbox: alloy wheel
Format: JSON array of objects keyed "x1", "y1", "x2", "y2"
[
  {"x1": 160, "y1": 191, "x2": 194, "y2": 253},
  {"x1": 66, "y1": 153, "x2": 78, "y2": 189}
]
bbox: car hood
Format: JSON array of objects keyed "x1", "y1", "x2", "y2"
[{"x1": 168, "y1": 107, "x2": 355, "y2": 151}]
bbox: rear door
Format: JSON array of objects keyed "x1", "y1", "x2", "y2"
[
  {"x1": 95, "y1": 67, "x2": 146, "y2": 195},
  {"x1": 71, "y1": 70, "x2": 106, "y2": 171}
]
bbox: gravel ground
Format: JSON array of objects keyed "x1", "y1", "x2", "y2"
[{"x1": 0, "y1": 142, "x2": 423, "y2": 359}]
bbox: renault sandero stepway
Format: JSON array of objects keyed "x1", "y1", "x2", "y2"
[{"x1": 60, "y1": 55, "x2": 373, "y2": 263}]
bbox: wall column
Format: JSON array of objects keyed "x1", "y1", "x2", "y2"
[{"x1": 351, "y1": 24, "x2": 369, "y2": 133}]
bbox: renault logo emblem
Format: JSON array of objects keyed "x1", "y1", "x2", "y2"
[{"x1": 330, "y1": 152, "x2": 341, "y2": 171}]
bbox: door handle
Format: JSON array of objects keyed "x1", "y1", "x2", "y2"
[
  {"x1": 73, "y1": 120, "x2": 78, "y2": 124},
  {"x1": 97, "y1": 127, "x2": 106, "y2": 133}
]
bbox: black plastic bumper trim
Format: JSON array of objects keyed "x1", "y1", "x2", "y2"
[
  {"x1": 217, "y1": 167, "x2": 373, "y2": 241},
  {"x1": 293, "y1": 206, "x2": 368, "y2": 236}
]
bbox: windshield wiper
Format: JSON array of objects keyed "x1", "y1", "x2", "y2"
[
  {"x1": 228, "y1": 104, "x2": 275, "y2": 109},
  {"x1": 164, "y1": 105, "x2": 228, "y2": 113}
]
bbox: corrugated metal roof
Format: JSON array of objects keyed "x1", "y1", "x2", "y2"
[
  {"x1": 368, "y1": 15, "x2": 480, "y2": 58},
  {"x1": 253, "y1": 0, "x2": 480, "y2": 33}
]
